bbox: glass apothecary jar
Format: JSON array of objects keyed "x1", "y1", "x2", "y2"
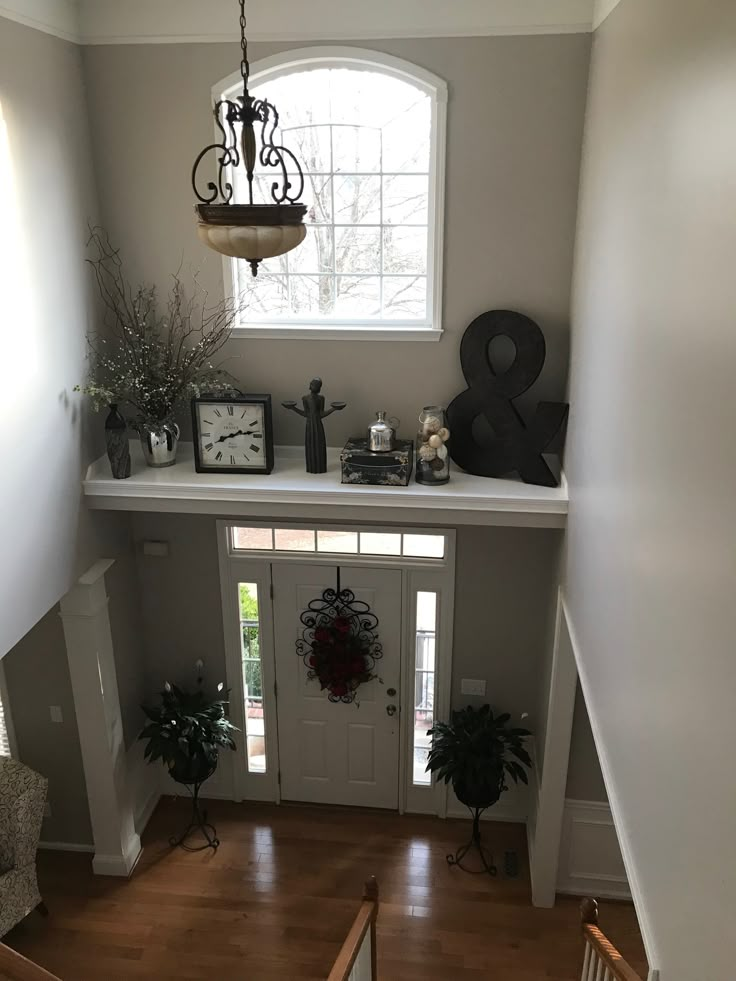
[{"x1": 415, "y1": 405, "x2": 450, "y2": 485}]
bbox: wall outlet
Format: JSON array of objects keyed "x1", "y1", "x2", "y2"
[
  {"x1": 143, "y1": 540, "x2": 169, "y2": 557},
  {"x1": 460, "y1": 678, "x2": 487, "y2": 697},
  {"x1": 49, "y1": 705, "x2": 63, "y2": 723}
]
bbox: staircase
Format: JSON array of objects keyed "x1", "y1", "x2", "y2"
[{"x1": 1, "y1": 888, "x2": 641, "y2": 981}]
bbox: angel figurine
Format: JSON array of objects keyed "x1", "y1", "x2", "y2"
[{"x1": 282, "y1": 378, "x2": 346, "y2": 474}]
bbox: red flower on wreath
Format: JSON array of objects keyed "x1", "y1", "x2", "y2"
[{"x1": 305, "y1": 613, "x2": 378, "y2": 703}]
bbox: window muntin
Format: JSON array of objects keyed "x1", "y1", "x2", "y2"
[
  {"x1": 413, "y1": 591, "x2": 437, "y2": 786},
  {"x1": 224, "y1": 56, "x2": 444, "y2": 332},
  {"x1": 231, "y1": 526, "x2": 446, "y2": 561},
  {"x1": 239, "y1": 583, "x2": 266, "y2": 773}
]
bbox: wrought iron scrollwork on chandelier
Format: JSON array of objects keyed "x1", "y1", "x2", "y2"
[{"x1": 191, "y1": 0, "x2": 307, "y2": 276}]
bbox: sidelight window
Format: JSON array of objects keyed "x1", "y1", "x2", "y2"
[
  {"x1": 239, "y1": 582, "x2": 266, "y2": 773},
  {"x1": 413, "y1": 591, "x2": 437, "y2": 786}
]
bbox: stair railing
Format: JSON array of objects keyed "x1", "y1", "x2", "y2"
[
  {"x1": 327, "y1": 877, "x2": 379, "y2": 981},
  {"x1": 580, "y1": 898, "x2": 644, "y2": 981},
  {"x1": 0, "y1": 944, "x2": 61, "y2": 981}
]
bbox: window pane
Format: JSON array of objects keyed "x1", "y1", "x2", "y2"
[
  {"x1": 274, "y1": 528, "x2": 315, "y2": 551},
  {"x1": 303, "y1": 174, "x2": 333, "y2": 224},
  {"x1": 288, "y1": 123, "x2": 332, "y2": 173},
  {"x1": 382, "y1": 95, "x2": 430, "y2": 172},
  {"x1": 402, "y1": 534, "x2": 445, "y2": 558},
  {"x1": 336, "y1": 227, "x2": 381, "y2": 274},
  {"x1": 414, "y1": 591, "x2": 437, "y2": 786},
  {"x1": 332, "y1": 124, "x2": 381, "y2": 173},
  {"x1": 334, "y1": 276, "x2": 380, "y2": 317},
  {"x1": 383, "y1": 175, "x2": 429, "y2": 225},
  {"x1": 290, "y1": 276, "x2": 334, "y2": 317},
  {"x1": 239, "y1": 273, "x2": 289, "y2": 318},
  {"x1": 289, "y1": 226, "x2": 333, "y2": 275},
  {"x1": 317, "y1": 530, "x2": 359, "y2": 553},
  {"x1": 383, "y1": 276, "x2": 427, "y2": 320},
  {"x1": 239, "y1": 583, "x2": 266, "y2": 773},
  {"x1": 383, "y1": 226, "x2": 427, "y2": 275},
  {"x1": 233, "y1": 527, "x2": 273, "y2": 550},
  {"x1": 334, "y1": 175, "x2": 381, "y2": 224},
  {"x1": 359, "y1": 532, "x2": 401, "y2": 556}
]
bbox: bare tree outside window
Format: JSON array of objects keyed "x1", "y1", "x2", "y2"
[{"x1": 231, "y1": 67, "x2": 432, "y2": 325}]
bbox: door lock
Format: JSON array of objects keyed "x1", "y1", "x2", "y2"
[
  {"x1": 386, "y1": 687, "x2": 397, "y2": 697},
  {"x1": 386, "y1": 704, "x2": 397, "y2": 717}
]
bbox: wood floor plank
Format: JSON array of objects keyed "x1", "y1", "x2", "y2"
[{"x1": 5, "y1": 799, "x2": 647, "y2": 980}]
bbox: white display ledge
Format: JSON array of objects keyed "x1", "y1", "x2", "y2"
[{"x1": 83, "y1": 442, "x2": 568, "y2": 528}]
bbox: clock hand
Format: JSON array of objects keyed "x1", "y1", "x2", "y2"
[{"x1": 215, "y1": 429, "x2": 257, "y2": 443}]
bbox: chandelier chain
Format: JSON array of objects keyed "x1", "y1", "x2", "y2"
[{"x1": 239, "y1": 0, "x2": 250, "y2": 91}]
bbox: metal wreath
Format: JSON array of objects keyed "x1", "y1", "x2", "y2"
[{"x1": 296, "y1": 571, "x2": 383, "y2": 705}]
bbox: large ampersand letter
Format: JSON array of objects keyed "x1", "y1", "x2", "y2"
[{"x1": 446, "y1": 310, "x2": 568, "y2": 487}]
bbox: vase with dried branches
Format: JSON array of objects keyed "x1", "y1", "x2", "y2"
[{"x1": 76, "y1": 229, "x2": 239, "y2": 471}]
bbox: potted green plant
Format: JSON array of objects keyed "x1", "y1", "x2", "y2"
[
  {"x1": 140, "y1": 677, "x2": 237, "y2": 786},
  {"x1": 427, "y1": 704, "x2": 532, "y2": 874},
  {"x1": 427, "y1": 704, "x2": 532, "y2": 807}
]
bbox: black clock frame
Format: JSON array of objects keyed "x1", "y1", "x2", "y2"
[{"x1": 191, "y1": 394, "x2": 275, "y2": 475}]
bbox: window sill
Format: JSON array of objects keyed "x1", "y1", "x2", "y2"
[{"x1": 230, "y1": 325, "x2": 444, "y2": 342}]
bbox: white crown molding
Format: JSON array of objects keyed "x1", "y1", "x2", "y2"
[
  {"x1": 77, "y1": 0, "x2": 595, "y2": 45},
  {"x1": 0, "y1": 0, "x2": 80, "y2": 42},
  {"x1": 592, "y1": 0, "x2": 623, "y2": 30}
]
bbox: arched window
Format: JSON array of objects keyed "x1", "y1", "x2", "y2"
[{"x1": 218, "y1": 48, "x2": 447, "y2": 339}]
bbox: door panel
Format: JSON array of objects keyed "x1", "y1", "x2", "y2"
[{"x1": 273, "y1": 564, "x2": 402, "y2": 808}]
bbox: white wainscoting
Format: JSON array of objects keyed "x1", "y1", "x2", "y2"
[
  {"x1": 557, "y1": 799, "x2": 630, "y2": 900},
  {"x1": 127, "y1": 740, "x2": 162, "y2": 835}
]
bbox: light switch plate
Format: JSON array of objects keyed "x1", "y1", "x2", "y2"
[
  {"x1": 460, "y1": 678, "x2": 486, "y2": 697},
  {"x1": 50, "y1": 705, "x2": 63, "y2": 723}
]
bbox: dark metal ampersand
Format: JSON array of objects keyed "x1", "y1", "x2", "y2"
[{"x1": 446, "y1": 310, "x2": 568, "y2": 487}]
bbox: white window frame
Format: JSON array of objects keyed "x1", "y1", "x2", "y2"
[
  {"x1": 0, "y1": 658, "x2": 18, "y2": 758},
  {"x1": 217, "y1": 520, "x2": 455, "y2": 814},
  {"x1": 214, "y1": 47, "x2": 448, "y2": 342}
]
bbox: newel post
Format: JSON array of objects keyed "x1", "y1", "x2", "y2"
[{"x1": 59, "y1": 559, "x2": 141, "y2": 876}]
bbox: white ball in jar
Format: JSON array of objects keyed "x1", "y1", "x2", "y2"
[
  {"x1": 418, "y1": 442, "x2": 437, "y2": 462},
  {"x1": 436, "y1": 443, "x2": 448, "y2": 461},
  {"x1": 428, "y1": 434, "x2": 443, "y2": 448},
  {"x1": 438, "y1": 427, "x2": 450, "y2": 441},
  {"x1": 422, "y1": 415, "x2": 442, "y2": 435}
]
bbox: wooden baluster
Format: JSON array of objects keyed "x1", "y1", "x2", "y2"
[{"x1": 581, "y1": 941, "x2": 592, "y2": 981}]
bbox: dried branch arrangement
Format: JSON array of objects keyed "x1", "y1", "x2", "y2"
[{"x1": 76, "y1": 228, "x2": 240, "y2": 429}]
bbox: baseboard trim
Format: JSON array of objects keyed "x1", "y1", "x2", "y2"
[{"x1": 38, "y1": 840, "x2": 94, "y2": 853}]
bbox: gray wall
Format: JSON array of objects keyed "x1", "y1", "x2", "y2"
[
  {"x1": 132, "y1": 514, "x2": 562, "y2": 738},
  {"x1": 565, "y1": 683, "x2": 606, "y2": 802},
  {"x1": 0, "y1": 15, "x2": 127, "y2": 659},
  {"x1": 3, "y1": 605, "x2": 92, "y2": 846},
  {"x1": 81, "y1": 34, "x2": 590, "y2": 444},
  {"x1": 107, "y1": 549, "x2": 147, "y2": 748},
  {"x1": 564, "y1": 0, "x2": 736, "y2": 975}
]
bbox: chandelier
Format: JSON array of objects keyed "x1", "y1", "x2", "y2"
[{"x1": 191, "y1": 0, "x2": 307, "y2": 276}]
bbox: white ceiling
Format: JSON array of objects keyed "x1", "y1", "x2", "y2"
[{"x1": 0, "y1": 0, "x2": 623, "y2": 44}]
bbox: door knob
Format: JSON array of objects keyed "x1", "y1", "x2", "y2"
[{"x1": 386, "y1": 704, "x2": 397, "y2": 717}]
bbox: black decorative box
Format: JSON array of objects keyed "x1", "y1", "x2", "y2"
[{"x1": 340, "y1": 438, "x2": 414, "y2": 486}]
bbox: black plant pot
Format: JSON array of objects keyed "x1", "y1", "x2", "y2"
[
  {"x1": 453, "y1": 773, "x2": 503, "y2": 811},
  {"x1": 169, "y1": 755, "x2": 217, "y2": 787}
]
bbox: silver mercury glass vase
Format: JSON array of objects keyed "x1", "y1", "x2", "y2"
[{"x1": 139, "y1": 421, "x2": 180, "y2": 468}]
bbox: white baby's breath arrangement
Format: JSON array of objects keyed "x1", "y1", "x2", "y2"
[{"x1": 76, "y1": 228, "x2": 239, "y2": 429}]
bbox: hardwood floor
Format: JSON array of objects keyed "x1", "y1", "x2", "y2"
[{"x1": 7, "y1": 799, "x2": 647, "y2": 980}]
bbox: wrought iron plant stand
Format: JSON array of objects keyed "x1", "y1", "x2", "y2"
[
  {"x1": 446, "y1": 804, "x2": 498, "y2": 876},
  {"x1": 169, "y1": 765, "x2": 220, "y2": 852}
]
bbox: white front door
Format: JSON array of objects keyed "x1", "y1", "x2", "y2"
[{"x1": 273, "y1": 563, "x2": 402, "y2": 809}]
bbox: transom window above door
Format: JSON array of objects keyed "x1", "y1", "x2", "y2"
[
  {"x1": 230, "y1": 525, "x2": 447, "y2": 560},
  {"x1": 219, "y1": 49, "x2": 447, "y2": 339}
]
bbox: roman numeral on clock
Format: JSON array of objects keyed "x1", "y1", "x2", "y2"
[
  {"x1": 227, "y1": 405, "x2": 234, "y2": 415},
  {"x1": 250, "y1": 444, "x2": 261, "y2": 453},
  {"x1": 215, "y1": 451, "x2": 222, "y2": 461},
  {"x1": 230, "y1": 455, "x2": 235, "y2": 465},
  {"x1": 204, "y1": 443, "x2": 213, "y2": 452}
]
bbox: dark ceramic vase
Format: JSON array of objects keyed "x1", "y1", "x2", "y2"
[{"x1": 105, "y1": 404, "x2": 131, "y2": 479}]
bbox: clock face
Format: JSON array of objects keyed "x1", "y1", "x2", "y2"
[{"x1": 195, "y1": 400, "x2": 270, "y2": 472}]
